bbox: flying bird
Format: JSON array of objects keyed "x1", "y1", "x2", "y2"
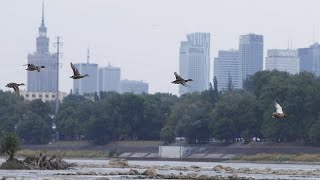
[
  {"x1": 5, "y1": 83, "x2": 25, "y2": 96},
  {"x1": 272, "y1": 101, "x2": 289, "y2": 118},
  {"x1": 171, "y1": 72, "x2": 192, "y2": 87},
  {"x1": 70, "y1": 62, "x2": 89, "y2": 79},
  {"x1": 23, "y1": 64, "x2": 46, "y2": 72}
]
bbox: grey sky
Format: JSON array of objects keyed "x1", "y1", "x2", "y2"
[{"x1": 1, "y1": 0, "x2": 320, "y2": 95}]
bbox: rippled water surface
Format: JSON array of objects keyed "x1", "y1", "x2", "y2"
[{"x1": 0, "y1": 159, "x2": 319, "y2": 180}]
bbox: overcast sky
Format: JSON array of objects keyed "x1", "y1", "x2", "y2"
[{"x1": 1, "y1": 0, "x2": 320, "y2": 95}]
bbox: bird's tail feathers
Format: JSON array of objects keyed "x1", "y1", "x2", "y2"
[{"x1": 186, "y1": 79, "x2": 193, "y2": 82}]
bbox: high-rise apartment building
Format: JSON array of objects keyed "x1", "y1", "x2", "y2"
[
  {"x1": 298, "y1": 43, "x2": 320, "y2": 76},
  {"x1": 98, "y1": 64, "x2": 121, "y2": 93},
  {"x1": 120, "y1": 80, "x2": 148, "y2": 94},
  {"x1": 27, "y1": 3, "x2": 57, "y2": 92},
  {"x1": 214, "y1": 50, "x2": 241, "y2": 91},
  {"x1": 179, "y1": 33, "x2": 210, "y2": 95},
  {"x1": 73, "y1": 63, "x2": 98, "y2": 95},
  {"x1": 239, "y1": 33, "x2": 263, "y2": 81},
  {"x1": 265, "y1": 49, "x2": 299, "y2": 74}
]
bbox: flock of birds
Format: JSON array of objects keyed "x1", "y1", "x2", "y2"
[
  {"x1": 5, "y1": 62, "x2": 89, "y2": 96},
  {"x1": 5, "y1": 63, "x2": 288, "y2": 119}
]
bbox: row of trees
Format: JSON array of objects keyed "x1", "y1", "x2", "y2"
[{"x1": 1, "y1": 70, "x2": 320, "y2": 145}]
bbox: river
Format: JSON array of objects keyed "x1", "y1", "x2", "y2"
[{"x1": 0, "y1": 159, "x2": 319, "y2": 179}]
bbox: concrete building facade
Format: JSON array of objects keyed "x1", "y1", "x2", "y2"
[
  {"x1": 98, "y1": 64, "x2": 121, "y2": 93},
  {"x1": 179, "y1": 32, "x2": 210, "y2": 95},
  {"x1": 21, "y1": 91, "x2": 67, "y2": 102},
  {"x1": 73, "y1": 63, "x2": 98, "y2": 95},
  {"x1": 214, "y1": 50, "x2": 241, "y2": 91},
  {"x1": 298, "y1": 43, "x2": 320, "y2": 76},
  {"x1": 265, "y1": 49, "x2": 299, "y2": 74},
  {"x1": 120, "y1": 80, "x2": 148, "y2": 94},
  {"x1": 239, "y1": 33, "x2": 264, "y2": 81},
  {"x1": 27, "y1": 3, "x2": 58, "y2": 92}
]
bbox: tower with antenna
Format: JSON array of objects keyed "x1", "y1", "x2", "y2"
[
  {"x1": 87, "y1": 48, "x2": 90, "y2": 64},
  {"x1": 27, "y1": 1, "x2": 58, "y2": 93},
  {"x1": 72, "y1": 49, "x2": 98, "y2": 95}
]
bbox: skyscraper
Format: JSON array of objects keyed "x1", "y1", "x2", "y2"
[
  {"x1": 27, "y1": 3, "x2": 57, "y2": 92},
  {"x1": 179, "y1": 33, "x2": 210, "y2": 95},
  {"x1": 239, "y1": 33, "x2": 263, "y2": 81},
  {"x1": 265, "y1": 49, "x2": 299, "y2": 74},
  {"x1": 298, "y1": 43, "x2": 320, "y2": 76},
  {"x1": 214, "y1": 50, "x2": 241, "y2": 91},
  {"x1": 73, "y1": 63, "x2": 98, "y2": 95},
  {"x1": 98, "y1": 63, "x2": 121, "y2": 93},
  {"x1": 120, "y1": 80, "x2": 148, "y2": 94}
]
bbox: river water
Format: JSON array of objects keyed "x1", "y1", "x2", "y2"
[{"x1": 0, "y1": 159, "x2": 320, "y2": 180}]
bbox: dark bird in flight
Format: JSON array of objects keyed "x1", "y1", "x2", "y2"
[
  {"x1": 171, "y1": 72, "x2": 192, "y2": 87},
  {"x1": 70, "y1": 62, "x2": 89, "y2": 79},
  {"x1": 23, "y1": 64, "x2": 46, "y2": 72},
  {"x1": 5, "y1": 83, "x2": 25, "y2": 96},
  {"x1": 272, "y1": 101, "x2": 291, "y2": 118}
]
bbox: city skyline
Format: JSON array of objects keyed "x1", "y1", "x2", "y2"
[{"x1": 2, "y1": 0, "x2": 320, "y2": 95}]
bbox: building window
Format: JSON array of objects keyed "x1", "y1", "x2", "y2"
[
  {"x1": 32, "y1": 94, "x2": 35, "y2": 98},
  {"x1": 45, "y1": 95, "x2": 49, "y2": 98},
  {"x1": 39, "y1": 95, "x2": 42, "y2": 98},
  {"x1": 52, "y1": 95, "x2": 55, "y2": 98},
  {"x1": 26, "y1": 94, "x2": 29, "y2": 97}
]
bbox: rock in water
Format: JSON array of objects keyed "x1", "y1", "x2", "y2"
[
  {"x1": 108, "y1": 159, "x2": 129, "y2": 168},
  {"x1": 143, "y1": 167, "x2": 157, "y2": 177},
  {"x1": 129, "y1": 169, "x2": 140, "y2": 175},
  {"x1": 213, "y1": 165, "x2": 224, "y2": 172}
]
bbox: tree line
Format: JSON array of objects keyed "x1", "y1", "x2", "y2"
[{"x1": 1, "y1": 70, "x2": 320, "y2": 146}]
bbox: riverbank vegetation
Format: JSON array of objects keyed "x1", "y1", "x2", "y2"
[
  {"x1": 1, "y1": 70, "x2": 320, "y2": 146},
  {"x1": 17, "y1": 149, "x2": 109, "y2": 159},
  {"x1": 233, "y1": 153, "x2": 320, "y2": 162}
]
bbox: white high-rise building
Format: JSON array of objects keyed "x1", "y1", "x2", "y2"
[
  {"x1": 214, "y1": 50, "x2": 241, "y2": 91},
  {"x1": 120, "y1": 80, "x2": 148, "y2": 94},
  {"x1": 98, "y1": 64, "x2": 121, "y2": 93},
  {"x1": 239, "y1": 33, "x2": 264, "y2": 81},
  {"x1": 73, "y1": 63, "x2": 98, "y2": 95},
  {"x1": 179, "y1": 33, "x2": 210, "y2": 95},
  {"x1": 265, "y1": 49, "x2": 299, "y2": 74}
]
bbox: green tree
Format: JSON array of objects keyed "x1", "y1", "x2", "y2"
[
  {"x1": 17, "y1": 113, "x2": 52, "y2": 144},
  {"x1": 308, "y1": 120, "x2": 320, "y2": 146},
  {"x1": 0, "y1": 133, "x2": 20, "y2": 160},
  {"x1": 209, "y1": 90, "x2": 258, "y2": 142},
  {"x1": 160, "y1": 125, "x2": 175, "y2": 144},
  {"x1": 120, "y1": 94, "x2": 145, "y2": 139},
  {"x1": 12, "y1": 100, "x2": 53, "y2": 144}
]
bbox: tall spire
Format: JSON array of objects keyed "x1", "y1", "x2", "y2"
[
  {"x1": 36, "y1": 0, "x2": 48, "y2": 53},
  {"x1": 41, "y1": 0, "x2": 45, "y2": 27}
]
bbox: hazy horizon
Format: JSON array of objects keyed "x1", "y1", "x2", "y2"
[{"x1": 1, "y1": 0, "x2": 320, "y2": 95}]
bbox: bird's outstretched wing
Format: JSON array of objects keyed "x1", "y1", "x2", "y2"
[
  {"x1": 174, "y1": 72, "x2": 183, "y2": 80},
  {"x1": 70, "y1": 63, "x2": 80, "y2": 76},
  {"x1": 181, "y1": 81, "x2": 187, "y2": 86},
  {"x1": 23, "y1": 64, "x2": 32, "y2": 67},
  {"x1": 275, "y1": 101, "x2": 284, "y2": 114},
  {"x1": 12, "y1": 85, "x2": 20, "y2": 96}
]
